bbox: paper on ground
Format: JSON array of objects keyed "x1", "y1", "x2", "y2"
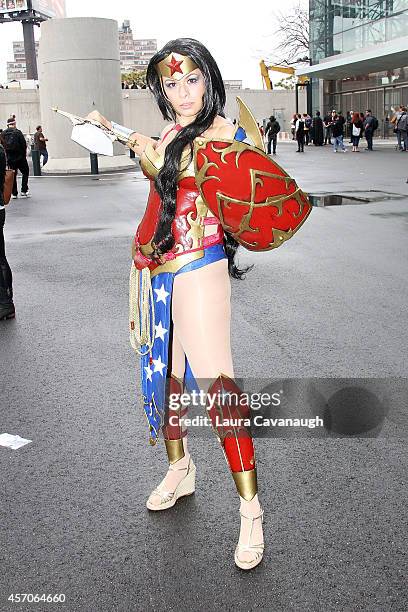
[{"x1": 0, "y1": 433, "x2": 32, "y2": 449}]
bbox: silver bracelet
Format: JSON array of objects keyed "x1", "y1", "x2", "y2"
[{"x1": 111, "y1": 121, "x2": 134, "y2": 140}]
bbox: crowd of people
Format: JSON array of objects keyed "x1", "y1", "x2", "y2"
[
  {"x1": 289, "y1": 109, "x2": 380, "y2": 153},
  {"x1": 0, "y1": 116, "x2": 31, "y2": 199},
  {"x1": 121, "y1": 80, "x2": 147, "y2": 90},
  {"x1": 0, "y1": 116, "x2": 49, "y2": 200}
]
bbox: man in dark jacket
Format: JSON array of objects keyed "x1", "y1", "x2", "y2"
[
  {"x1": 265, "y1": 115, "x2": 280, "y2": 154},
  {"x1": 332, "y1": 114, "x2": 347, "y2": 152},
  {"x1": 363, "y1": 110, "x2": 376, "y2": 151},
  {"x1": 313, "y1": 111, "x2": 324, "y2": 145},
  {"x1": 0, "y1": 143, "x2": 15, "y2": 320},
  {"x1": 33, "y1": 124, "x2": 49, "y2": 165},
  {"x1": 323, "y1": 114, "x2": 332, "y2": 144},
  {"x1": 2, "y1": 116, "x2": 30, "y2": 198}
]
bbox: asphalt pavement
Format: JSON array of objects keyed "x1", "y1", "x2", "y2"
[{"x1": 0, "y1": 141, "x2": 407, "y2": 612}]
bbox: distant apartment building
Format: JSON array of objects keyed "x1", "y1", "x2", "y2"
[
  {"x1": 118, "y1": 20, "x2": 157, "y2": 73},
  {"x1": 133, "y1": 39, "x2": 157, "y2": 71},
  {"x1": 223, "y1": 80, "x2": 243, "y2": 90},
  {"x1": 7, "y1": 41, "x2": 39, "y2": 81},
  {"x1": 6, "y1": 23, "x2": 156, "y2": 81},
  {"x1": 118, "y1": 20, "x2": 135, "y2": 73}
]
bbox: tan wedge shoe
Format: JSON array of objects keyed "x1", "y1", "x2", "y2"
[
  {"x1": 234, "y1": 507, "x2": 264, "y2": 570},
  {"x1": 146, "y1": 457, "x2": 196, "y2": 511}
]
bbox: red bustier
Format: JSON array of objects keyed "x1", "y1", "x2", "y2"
[{"x1": 132, "y1": 129, "x2": 224, "y2": 276}]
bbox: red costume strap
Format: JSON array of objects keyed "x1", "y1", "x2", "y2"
[
  {"x1": 203, "y1": 217, "x2": 220, "y2": 225},
  {"x1": 160, "y1": 123, "x2": 183, "y2": 144},
  {"x1": 202, "y1": 225, "x2": 224, "y2": 248}
]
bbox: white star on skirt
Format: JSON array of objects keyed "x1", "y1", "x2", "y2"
[
  {"x1": 152, "y1": 355, "x2": 166, "y2": 376},
  {"x1": 144, "y1": 364, "x2": 153, "y2": 381},
  {"x1": 154, "y1": 284, "x2": 170, "y2": 304},
  {"x1": 155, "y1": 321, "x2": 168, "y2": 342}
]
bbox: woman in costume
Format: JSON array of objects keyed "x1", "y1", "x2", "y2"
[{"x1": 84, "y1": 38, "x2": 311, "y2": 571}]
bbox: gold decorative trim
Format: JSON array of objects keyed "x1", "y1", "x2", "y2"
[
  {"x1": 150, "y1": 249, "x2": 204, "y2": 277},
  {"x1": 139, "y1": 240, "x2": 154, "y2": 257},
  {"x1": 155, "y1": 53, "x2": 199, "y2": 81},
  {"x1": 169, "y1": 372, "x2": 184, "y2": 386},
  {"x1": 164, "y1": 439, "x2": 185, "y2": 463},
  {"x1": 234, "y1": 97, "x2": 266, "y2": 152},
  {"x1": 143, "y1": 392, "x2": 162, "y2": 445},
  {"x1": 232, "y1": 469, "x2": 258, "y2": 501},
  {"x1": 140, "y1": 141, "x2": 195, "y2": 181}
]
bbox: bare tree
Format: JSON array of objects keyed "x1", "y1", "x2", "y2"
[
  {"x1": 121, "y1": 69, "x2": 147, "y2": 88},
  {"x1": 275, "y1": 75, "x2": 297, "y2": 90},
  {"x1": 268, "y1": 3, "x2": 310, "y2": 66}
]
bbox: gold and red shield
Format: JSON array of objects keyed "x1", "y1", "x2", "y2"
[{"x1": 194, "y1": 139, "x2": 312, "y2": 251}]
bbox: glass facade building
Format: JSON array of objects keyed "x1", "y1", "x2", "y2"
[{"x1": 305, "y1": 1, "x2": 408, "y2": 135}]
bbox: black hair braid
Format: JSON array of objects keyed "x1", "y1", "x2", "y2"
[
  {"x1": 224, "y1": 233, "x2": 254, "y2": 280},
  {"x1": 146, "y1": 38, "x2": 252, "y2": 279}
]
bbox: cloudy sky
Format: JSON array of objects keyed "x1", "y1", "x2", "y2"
[{"x1": 0, "y1": 0, "x2": 307, "y2": 88}]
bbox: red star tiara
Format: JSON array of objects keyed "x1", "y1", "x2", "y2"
[{"x1": 155, "y1": 52, "x2": 199, "y2": 80}]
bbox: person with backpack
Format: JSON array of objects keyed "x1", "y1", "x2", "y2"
[
  {"x1": 264, "y1": 115, "x2": 280, "y2": 155},
  {"x1": 2, "y1": 116, "x2": 30, "y2": 198},
  {"x1": 391, "y1": 106, "x2": 404, "y2": 150},
  {"x1": 363, "y1": 110, "x2": 378, "y2": 151},
  {"x1": 396, "y1": 106, "x2": 408, "y2": 152},
  {"x1": 0, "y1": 141, "x2": 15, "y2": 320}
]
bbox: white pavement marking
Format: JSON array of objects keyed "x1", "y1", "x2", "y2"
[{"x1": 0, "y1": 433, "x2": 32, "y2": 450}]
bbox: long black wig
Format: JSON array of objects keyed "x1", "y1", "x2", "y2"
[{"x1": 146, "y1": 38, "x2": 252, "y2": 280}]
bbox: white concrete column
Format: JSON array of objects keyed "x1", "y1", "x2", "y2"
[{"x1": 38, "y1": 17, "x2": 135, "y2": 173}]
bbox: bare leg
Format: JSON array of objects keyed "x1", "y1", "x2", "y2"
[
  {"x1": 151, "y1": 257, "x2": 233, "y2": 496},
  {"x1": 172, "y1": 258, "x2": 234, "y2": 379},
  {"x1": 172, "y1": 259, "x2": 263, "y2": 566}
]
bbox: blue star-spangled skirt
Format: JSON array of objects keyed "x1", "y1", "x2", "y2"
[{"x1": 139, "y1": 243, "x2": 227, "y2": 444}]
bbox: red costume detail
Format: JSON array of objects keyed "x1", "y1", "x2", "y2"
[
  {"x1": 133, "y1": 173, "x2": 224, "y2": 272},
  {"x1": 166, "y1": 55, "x2": 184, "y2": 76},
  {"x1": 162, "y1": 376, "x2": 188, "y2": 440},
  {"x1": 206, "y1": 375, "x2": 255, "y2": 473},
  {"x1": 195, "y1": 141, "x2": 312, "y2": 251}
]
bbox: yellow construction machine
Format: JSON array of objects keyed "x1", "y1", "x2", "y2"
[{"x1": 260, "y1": 60, "x2": 309, "y2": 90}]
